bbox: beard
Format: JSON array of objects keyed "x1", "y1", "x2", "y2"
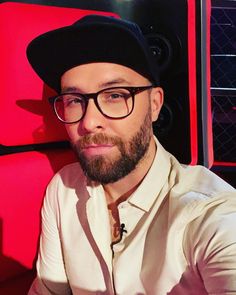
[{"x1": 71, "y1": 108, "x2": 153, "y2": 184}]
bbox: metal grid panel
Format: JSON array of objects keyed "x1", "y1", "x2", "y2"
[
  {"x1": 212, "y1": 93, "x2": 236, "y2": 162},
  {"x1": 211, "y1": 7, "x2": 236, "y2": 88},
  {"x1": 211, "y1": 5, "x2": 236, "y2": 162}
]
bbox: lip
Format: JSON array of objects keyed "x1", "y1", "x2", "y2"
[{"x1": 82, "y1": 144, "x2": 114, "y2": 156}]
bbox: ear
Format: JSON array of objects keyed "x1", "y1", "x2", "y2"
[{"x1": 150, "y1": 87, "x2": 164, "y2": 122}]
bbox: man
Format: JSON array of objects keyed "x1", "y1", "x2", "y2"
[{"x1": 27, "y1": 15, "x2": 236, "y2": 295}]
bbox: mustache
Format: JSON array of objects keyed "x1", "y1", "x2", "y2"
[{"x1": 75, "y1": 133, "x2": 122, "y2": 149}]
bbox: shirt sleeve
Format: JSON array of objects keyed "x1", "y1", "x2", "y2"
[
  {"x1": 184, "y1": 196, "x2": 236, "y2": 294},
  {"x1": 28, "y1": 175, "x2": 72, "y2": 295}
]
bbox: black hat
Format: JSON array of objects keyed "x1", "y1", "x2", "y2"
[{"x1": 27, "y1": 14, "x2": 160, "y2": 92}]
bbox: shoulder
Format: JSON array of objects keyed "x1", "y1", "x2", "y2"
[
  {"x1": 179, "y1": 167, "x2": 236, "y2": 259},
  {"x1": 43, "y1": 162, "x2": 87, "y2": 208},
  {"x1": 168, "y1": 158, "x2": 235, "y2": 206},
  {"x1": 170, "y1": 157, "x2": 234, "y2": 193},
  {"x1": 167, "y1": 160, "x2": 236, "y2": 228},
  {"x1": 49, "y1": 162, "x2": 85, "y2": 188}
]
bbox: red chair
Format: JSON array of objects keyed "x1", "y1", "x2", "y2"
[{"x1": 0, "y1": 3, "x2": 117, "y2": 293}]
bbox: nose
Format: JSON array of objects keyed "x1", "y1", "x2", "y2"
[{"x1": 79, "y1": 99, "x2": 106, "y2": 134}]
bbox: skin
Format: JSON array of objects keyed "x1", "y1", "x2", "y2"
[{"x1": 61, "y1": 62, "x2": 163, "y2": 239}]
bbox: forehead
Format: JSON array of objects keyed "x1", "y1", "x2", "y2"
[{"x1": 60, "y1": 62, "x2": 150, "y2": 92}]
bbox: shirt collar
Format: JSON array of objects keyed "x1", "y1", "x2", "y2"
[{"x1": 127, "y1": 137, "x2": 171, "y2": 212}]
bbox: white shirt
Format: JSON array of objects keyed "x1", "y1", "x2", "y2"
[{"x1": 29, "y1": 139, "x2": 236, "y2": 295}]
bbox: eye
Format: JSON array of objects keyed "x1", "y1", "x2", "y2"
[
  {"x1": 110, "y1": 93, "x2": 125, "y2": 99},
  {"x1": 102, "y1": 89, "x2": 130, "y2": 101},
  {"x1": 63, "y1": 95, "x2": 83, "y2": 107}
]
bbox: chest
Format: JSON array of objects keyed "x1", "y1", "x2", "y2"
[
  {"x1": 60, "y1": 214, "x2": 205, "y2": 295},
  {"x1": 59, "y1": 198, "x2": 205, "y2": 294}
]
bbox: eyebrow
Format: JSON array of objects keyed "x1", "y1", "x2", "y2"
[
  {"x1": 98, "y1": 78, "x2": 131, "y2": 88},
  {"x1": 61, "y1": 78, "x2": 131, "y2": 94},
  {"x1": 61, "y1": 86, "x2": 78, "y2": 93}
]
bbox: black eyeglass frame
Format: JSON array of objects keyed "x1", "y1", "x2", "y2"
[{"x1": 48, "y1": 85, "x2": 154, "y2": 124}]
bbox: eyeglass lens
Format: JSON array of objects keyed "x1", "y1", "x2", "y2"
[{"x1": 54, "y1": 88, "x2": 133, "y2": 123}]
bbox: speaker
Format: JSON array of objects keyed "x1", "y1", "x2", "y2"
[
  {"x1": 108, "y1": 0, "x2": 201, "y2": 165},
  {"x1": 137, "y1": 0, "x2": 199, "y2": 165}
]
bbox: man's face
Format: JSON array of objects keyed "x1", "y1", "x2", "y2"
[{"x1": 61, "y1": 63, "x2": 163, "y2": 184}]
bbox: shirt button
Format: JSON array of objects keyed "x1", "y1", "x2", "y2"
[{"x1": 119, "y1": 203, "x2": 128, "y2": 209}]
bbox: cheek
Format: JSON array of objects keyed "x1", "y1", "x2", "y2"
[
  {"x1": 65, "y1": 124, "x2": 79, "y2": 142},
  {"x1": 127, "y1": 102, "x2": 150, "y2": 129},
  {"x1": 113, "y1": 117, "x2": 145, "y2": 141}
]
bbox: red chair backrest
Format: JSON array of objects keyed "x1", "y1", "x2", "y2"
[{"x1": 0, "y1": 2, "x2": 118, "y2": 281}]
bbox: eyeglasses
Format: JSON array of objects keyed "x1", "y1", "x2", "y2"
[{"x1": 49, "y1": 85, "x2": 153, "y2": 124}]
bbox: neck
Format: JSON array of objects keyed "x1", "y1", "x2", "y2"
[{"x1": 104, "y1": 137, "x2": 157, "y2": 205}]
